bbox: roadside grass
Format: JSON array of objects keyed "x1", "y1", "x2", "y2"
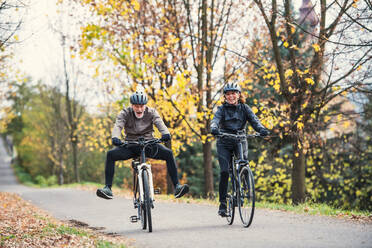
[
  {"x1": 0, "y1": 192, "x2": 131, "y2": 248},
  {"x1": 255, "y1": 201, "x2": 371, "y2": 219}
]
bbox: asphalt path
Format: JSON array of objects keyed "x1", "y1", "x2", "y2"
[{"x1": 0, "y1": 138, "x2": 371, "y2": 248}]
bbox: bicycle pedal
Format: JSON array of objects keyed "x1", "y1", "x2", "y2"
[
  {"x1": 130, "y1": 215, "x2": 139, "y2": 223},
  {"x1": 154, "y1": 188, "x2": 161, "y2": 194}
]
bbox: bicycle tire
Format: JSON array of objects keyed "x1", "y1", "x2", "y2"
[
  {"x1": 142, "y1": 169, "x2": 152, "y2": 232},
  {"x1": 226, "y1": 174, "x2": 235, "y2": 225},
  {"x1": 138, "y1": 176, "x2": 147, "y2": 230},
  {"x1": 238, "y1": 166, "x2": 255, "y2": 227}
]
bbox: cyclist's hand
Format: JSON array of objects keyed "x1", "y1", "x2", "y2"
[
  {"x1": 112, "y1": 137, "x2": 123, "y2": 146},
  {"x1": 211, "y1": 127, "x2": 220, "y2": 136},
  {"x1": 161, "y1": 133, "x2": 171, "y2": 142},
  {"x1": 259, "y1": 129, "x2": 270, "y2": 137}
]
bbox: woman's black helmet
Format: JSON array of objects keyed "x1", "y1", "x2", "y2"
[
  {"x1": 130, "y1": 91, "x2": 148, "y2": 105},
  {"x1": 223, "y1": 83, "x2": 241, "y2": 93}
]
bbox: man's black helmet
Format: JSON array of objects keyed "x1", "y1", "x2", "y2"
[
  {"x1": 130, "y1": 91, "x2": 148, "y2": 105},
  {"x1": 223, "y1": 83, "x2": 241, "y2": 93}
]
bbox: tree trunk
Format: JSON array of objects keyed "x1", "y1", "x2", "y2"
[
  {"x1": 72, "y1": 140, "x2": 79, "y2": 182},
  {"x1": 291, "y1": 137, "x2": 306, "y2": 204},
  {"x1": 165, "y1": 140, "x2": 174, "y2": 194},
  {"x1": 58, "y1": 156, "x2": 64, "y2": 185},
  {"x1": 203, "y1": 140, "x2": 214, "y2": 198}
]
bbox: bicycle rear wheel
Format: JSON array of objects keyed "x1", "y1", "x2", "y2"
[
  {"x1": 238, "y1": 166, "x2": 255, "y2": 227},
  {"x1": 226, "y1": 174, "x2": 235, "y2": 225},
  {"x1": 142, "y1": 169, "x2": 152, "y2": 232}
]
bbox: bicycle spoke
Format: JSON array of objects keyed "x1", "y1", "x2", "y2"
[{"x1": 238, "y1": 167, "x2": 255, "y2": 227}]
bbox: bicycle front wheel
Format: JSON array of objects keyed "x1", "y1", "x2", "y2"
[
  {"x1": 238, "y1": 166, "x2": 255, "y2": 227},
  {"x1": 138, "y1": 178, "x2": 147, "y2": 230},
  {"x1": 142, "y1": 169, "x2": 152, "y2": 232}
]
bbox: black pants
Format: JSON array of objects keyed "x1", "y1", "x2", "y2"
[
  {"x1": 105, "y1": 143, "x2": 179, "y2": 188},
  {"x1": 216, "y1": 138, "x2": 248, "y2": 203}
]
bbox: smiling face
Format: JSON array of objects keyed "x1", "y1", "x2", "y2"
[
  {"x1": 225, "y1": 91, "x2": 240, "y2": 105},
  {"x1": 132, "y1": 104, "x2": 146, "y2": 118}
]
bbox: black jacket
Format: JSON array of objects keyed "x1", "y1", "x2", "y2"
[{"x1": 210, "y1": 103, "x2": 268, "y2": 134}]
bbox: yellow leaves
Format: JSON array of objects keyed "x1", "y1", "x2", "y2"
[
  {"x1": 184, "y1": 42, "x2": 192, "y2": 50},
  {"x1": 165, "y1": 35, "x2": 180, "y2": 45},
  {"x1": 131, "y1": 0, "x2": 140, "y2": 11},
  {"x1": 251, "y1": 106, "x2": 258, "y2": 114},
  {"x1": 291, "y1": 26, "x2": 296, "y2": 34},
  {"x1": 144, "y1": 39, "x2": 155, "y2": 48},
  {"x1": 343, "y1": 121, "x2": 350, "y2": 128},
  {"x1": 283, "y1": 41, "x2": 289, "y2": 48},
  {"x1": 356, "y1": 65, "x2": 362, "y2": 71},
  {"x1": 285, "y1": 69, "x2": 293, "y2": 78},
  {"x1": 305, "y1": 78, "x2": 315, "y2": 85},
  {"x1": 273, "y1": 82, "x2": 280, "y2": 92},
  {"x1": 297, "y1": 121, "x2": 304, "y2": 130},
  {"x1": 332, "y1": 85, "x2": 341, "y2": 92},
  {"x1": 312, "y1": 43, "x2": 320, "y2": 52}
]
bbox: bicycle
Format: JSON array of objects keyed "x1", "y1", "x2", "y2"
[
  {"x1": 122, "y1": 137, "x2": 162, "y2": 233},
  {"x1": 216, "y1": 132, "x2": 261, "y2": 228}
]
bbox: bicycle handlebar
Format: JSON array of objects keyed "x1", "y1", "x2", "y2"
[
  {"x1": 120, "y1": 138, "x2": 162, "y2": 147},
  {"x1": 216, "y1": 132, "x2": 262, "y2": 139}
]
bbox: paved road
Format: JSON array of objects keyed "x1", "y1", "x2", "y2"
[{"x1": 0, "y1": 138, "x2": 371, "y2": 248}]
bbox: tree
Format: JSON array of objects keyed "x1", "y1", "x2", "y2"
[
  {"x1": 252, "y1": 0, "x2": 372, "y2": 204},
  {"x1": 76, "y1": 0, "x2": 254, "y2": 198},
  {"x1": 0, "y1": 0, "x2": 27, "y2": 131}
]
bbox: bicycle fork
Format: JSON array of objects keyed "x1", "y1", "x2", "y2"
[{"x1": 137, "y1": 163, "x2": 155, "y2": 203}]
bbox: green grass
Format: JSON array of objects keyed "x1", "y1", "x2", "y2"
[
  {"x1": 55, "y1": 225, "x2": 88, "y2": 236},
  {"x1": 256, "y1": 201, "x2": 371, "y2": 217},
  {"x1": 42, "y1": 223, "x2": 88, "y2": 237},
  {"x1": 96, "y1": 240, "x2": 127, "y2": 248}
]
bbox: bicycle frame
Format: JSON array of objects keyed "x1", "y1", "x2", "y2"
[
  {"x1": 129, "y1": 138, "x2": 160, "y2": 203},
  {"x1": 128, "y1": 138, "x2": 162, "y2": 232},
  {"x1": 135, "y1": 162, "x2": 155, "y2": 202}
]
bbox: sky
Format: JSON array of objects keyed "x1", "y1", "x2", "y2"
[
  {"x1": 10, "y1": 0, "x2": 318, "y2": 114},
  {"x1": 16, "y1": 0, "x2": 306, "y2": 81},
  {"x1": 15, "y1": 0, "x2": 60, "y2": 81}
]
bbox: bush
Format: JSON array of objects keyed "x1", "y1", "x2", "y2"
[
  {"x1": 46, "y1": 175, "x2": 57, "y2": 186},
  {"x1": 35, "y1": 175, "x2": 47, "y2": 187}
]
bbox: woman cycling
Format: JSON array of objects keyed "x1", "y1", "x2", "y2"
[{"x1": 210, "y1": 83, "x2": 269, "y2": 217}]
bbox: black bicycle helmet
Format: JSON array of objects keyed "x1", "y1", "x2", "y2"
[
  {"x1": 223, "y1": 83, "x2": 241, "y2": 93},
  {"x1": 130, "y1": 91, "x2": 148, "y2": 105}
]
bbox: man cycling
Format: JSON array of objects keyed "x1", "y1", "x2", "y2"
[
  {"x1": 97, "y1": 91, "x2": 189, "y2": 199},
  {"x1": 210, "y1": 83, "x2": 269, "y2": 217}
]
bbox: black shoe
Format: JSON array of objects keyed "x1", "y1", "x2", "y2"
[
  {"x1": 218, "y1": 202, "x2": 227, "y2": 217},
  {"x1": 96, "y1": 185, "x2": 113, "y2": 199},
  {"x1": 174, "y1": 184, "x2": 189, "y2": 198}
]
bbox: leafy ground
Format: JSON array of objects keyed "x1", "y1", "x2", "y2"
[{"x1": 0, "y1": 192, "x2": 133, "y2": 248}]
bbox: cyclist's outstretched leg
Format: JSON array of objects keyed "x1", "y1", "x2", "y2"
[
  {"x1": 148, "y1": 143, "x2": 189, "y2": 198},
  {"x1": 97, "y1": 146, "x2": 136, "y2": 200}
]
